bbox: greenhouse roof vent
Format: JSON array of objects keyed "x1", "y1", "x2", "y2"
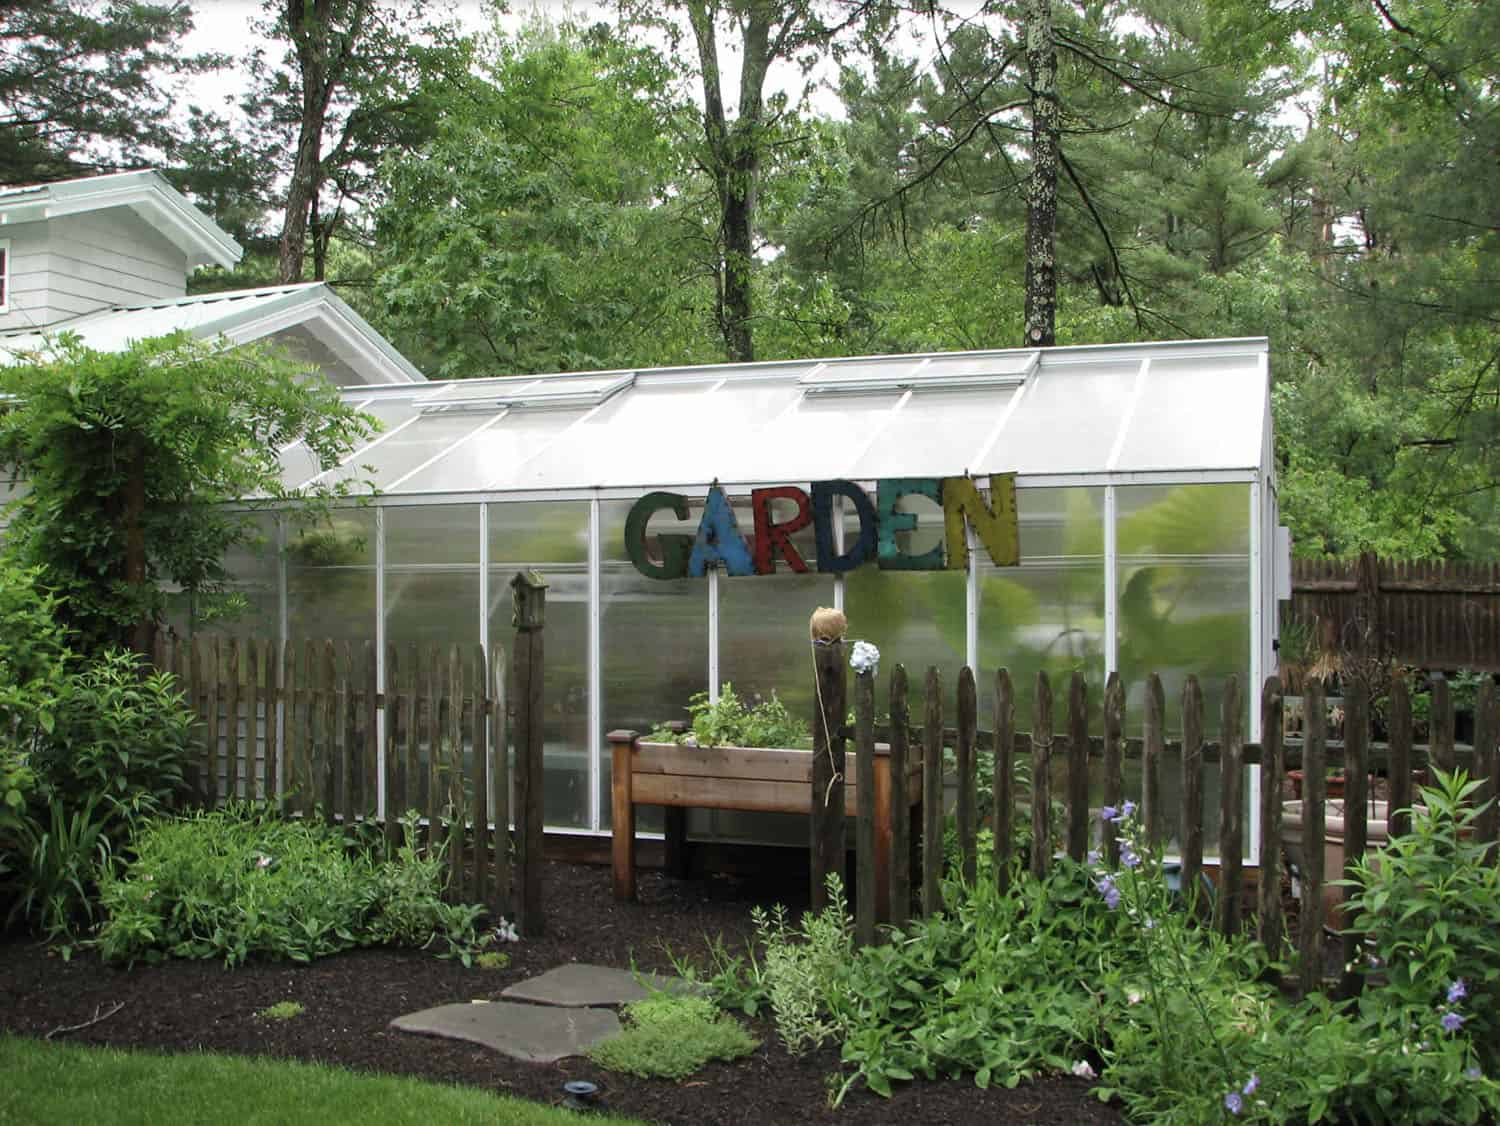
[
  {"x1": 798, "y1": 350, "x2": 1038, "y2": 396},
  {"x1": 417, "y1": 372, "x2": 635, "y2": 414}
]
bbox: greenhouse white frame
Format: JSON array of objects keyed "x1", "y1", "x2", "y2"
[{"x1": 244, "y1": 336, "x2": 1284, "y2": 851}]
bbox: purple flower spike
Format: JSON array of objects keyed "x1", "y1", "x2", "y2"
[
  {"x1": 1242, "y1": 1074, "x2": 1259, "y2": 1096},
  {"x1": 1094, "y1": 874, "x2": 1121, "y2": 910},
  {"x1": 1448, "y1": 979, "x2": 1468, "y2": 1004},
  {"x1": 1121, "y1": 799, "x2": 1137, "y2": 819},
  {"x1": 1224, "y1": 1091, "x2": 1243, "y2": 1115},
  {"x1": 1442, "y1": 1010, "x2": 1466, "y2": 1033},
  {"x1": 1100, "y1": 805, "x2": 1118, "y2": 822},
  {"x1": 1466, "y1": 1066, "x2": 1483, "y2": 1080},
  {"x1": 1119, "y1": 843, "x2": 1141, "y2": 869}
]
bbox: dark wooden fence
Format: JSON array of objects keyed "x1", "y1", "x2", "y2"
[
  {"x1": 150, "y1": 574, "x2": 552, "y2": 934},
  {"x1": 1290, "y1": 553, "x2": 1500, "y2": 672},
  {"x1": 825, "y1": 643, "x2": 1500, "y2": 996}
]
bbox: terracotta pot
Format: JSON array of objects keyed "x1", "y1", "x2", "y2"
[
  {"x1": 1281, "y1": 798, "x2": 1400, "y2": 930},
  {"x1": 1286, "y1": 770, "x2": 1346, "y2": 801}
]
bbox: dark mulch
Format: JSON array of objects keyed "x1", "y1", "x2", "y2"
[{"x1": 0, "y1": 859, "x2": 1121, "y2": 1125}]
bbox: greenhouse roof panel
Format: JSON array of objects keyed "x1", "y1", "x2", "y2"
[{"x1": 313, "y1": 338, "x2": 1268, "y2": 495}]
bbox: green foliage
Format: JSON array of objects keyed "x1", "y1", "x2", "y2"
[
  {"x1": 35, "y1": 650, "x2": 195, "y2": 821},
  {"x1": 474, "y1": 951, "x2": 510, "y2": 971},
  {"x1": 0, "y1": 562, "x2": 70, "y2": 820},
  {"x1": 753, "y1": 875, "x2": 855, "y2": 1056},
  {"x1": 96, "y1": 806, "x2": 490, "y2": 967},
  {"x1": 586, "y1": 992, "x2": 758, "y2": 1080},
  {"x1": 664, "y1": 933, "x2": 769, "y2": 1018},
  {"x1": 2, "y1": 794, "x2": 117, "y2": 943},
  {"x1": 257, "y1": 1000, "x2": 305, "y2": 1021},
  {"x1": 648, "y1": 683, "x2": 810, "y2": 749},
  {"x1": 0, "y1": 333, "x2": 375, "y2": 653}
]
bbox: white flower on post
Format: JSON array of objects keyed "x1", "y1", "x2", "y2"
[{"x1": 849, "y1": 640, "x2": 881, "y2": 677}]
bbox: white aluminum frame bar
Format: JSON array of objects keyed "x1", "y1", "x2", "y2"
[
  {"x1": 1103, "y1": 485, "x2": 1118, "y2": 677},
  {"x1": 588, "y1": 499, "x2": 602, "y2": 831},
  {"x1": 374, "y1": 506, "x2": 387, "y2": 820}
]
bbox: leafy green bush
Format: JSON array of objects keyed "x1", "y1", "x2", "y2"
[
  {"x1": 0, "y1": 562, "x2": 71, "y2": 816},
  {"x1": 647, "y1": 683, "x2": 809, "y2": 748},
  {"x1": 97, "y1": 806, "x2": 490, "y2": 967},
  {"x1": 586, "y1": 992, "x2": 758, "y2": 1079},
  {"x1": 754, "y1": 875, "x2": 856, "y2": 1055},
  {"x1": 36, "y1": 649, "x2": 195, "y2": 820},
  {"x1": 2, "y1": 794, "x2": 118, "y2": 942}
]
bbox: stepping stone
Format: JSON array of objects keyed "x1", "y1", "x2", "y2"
[
  {"x1": 390, "y1": 1001, "x2": 620, "y2": 1064},
  {"x1": 501, "y1": 962, "x2": 694, "y2": 1008}
]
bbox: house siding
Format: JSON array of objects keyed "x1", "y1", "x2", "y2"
[{"x1": 0, "y1": 221, "x2": 60, "y2": 331}]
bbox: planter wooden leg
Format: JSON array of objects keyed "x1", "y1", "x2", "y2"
[
  {"x1": 609, "y1": 731, "x2": 637, "y2": 901},
  {"x1": 663, "y1": 806, "x2": 690, "y2": 879}
]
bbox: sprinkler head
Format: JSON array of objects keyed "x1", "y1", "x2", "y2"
[{"x1": 562, "y1": 1080, "x2": 598, "y2": 1111}]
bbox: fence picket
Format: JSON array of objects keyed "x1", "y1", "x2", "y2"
[
  {"x1": 993, "y1": 668, "x2": 1015, "y2": 897},
  {"x1": 1299, "y1": 677, "x2": 1328, "y2": 996},
  {"x1": 1102, "y1": 673, "x2": 1124, "y2": 865},
  {"x1": 854, "y1": 668, "x2": 877, "y2": 948},
  {"x1": 1066, "y1": 673, "x2": 1089, "y2": 862},
  {"x1": 1143, "y1": 674, "x2": 1165, "y2": 849},
  {"x1": 1431, "y1": 674, "x2": 1455, "y2": 774},
  {"x1": 1216, "y1": 676, "x2": 1243, "y2": 937},
  {"x1": 1181, "y1": 676, "x2": 1204, "y2": 917},
  {"x1": 447, "y1": 645, "x2": 463, "y2": 898},
  {"x1": 810, "y1": 640, "x2": 846, "y2": 914},
  {"x1": 1031, "y1": 671, "x2": 1052, "y2": 879},
  {"x1": 1339, "y1": 680, "x2": 1370, "y2": 998},
  {"x1": 363, "y1": 640, "x2": 377, "y2": 822},
  {"x1": 921, "y1": 667, "x2": 943, "y2": 916},
  {"x1": 302, "y1": 639, "x2": 317, "y2": 820},
  {"x1": 426, "y1": 644, "x2": 441, "y2": 848},
  {"x1": 1475, "y1": 679, "x2": 1498, "y2": 864},
  {"x1": 321, "y1": 640, "x2": 337, "y2": 822},
  {"x1": 1389, "y1": 676, "x2": 1413, "y2": 839},
  {"x1": 956, "y1": 666, "x2": 978, "y2": 886},
  {"x1": 280, "y1": 640, "x2": 295, "y2": 812},
  {"x1": 491, "y1": 643, "x2": 511, "y2": 918},
  {"x1": 384, "y1": 644, "x2": 400, "y2": 848},
  {"x1": 1258, "y1": 677, "x2": 1284, "y2": 961},
  {"x1": 888, "y1": 664, "x2": 911, "y2": 929},
  {"x1": 225, "y1": 640, "x2": 241, "y2": 802}
]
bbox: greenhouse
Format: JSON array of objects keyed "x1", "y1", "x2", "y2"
[{"x1": 217, "y1": 336, "x2": 1284, "y2": 849}]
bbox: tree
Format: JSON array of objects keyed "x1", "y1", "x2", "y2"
[
  {"x1": 0, "y1": 334, "x2": 374, "y2": 655},
  {"x1": 237, "y1": 0, "x2": 473, "y2": 284},
  {"x1": 0, "y1": 1, "x2": 214, "y2": 184}
]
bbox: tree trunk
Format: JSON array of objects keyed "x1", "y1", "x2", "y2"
[
  {"x1": 720, "y1": 155, "x2": 756, "y2": 363},
  {"x1": 278, "y1": 69, "x2": 327, "y2": 284},
  {"x1": 1023, "y1": 0, "x2": 1059, "y2": 348}
]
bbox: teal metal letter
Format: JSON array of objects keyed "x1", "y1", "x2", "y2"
[
  {"x1": 688, "y1": 485, "x2": 756, "y2": 577},
  {"x1": 877, "y1": 478, "x2": 945, "y2": 570}
]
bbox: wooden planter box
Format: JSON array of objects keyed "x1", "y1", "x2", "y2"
[{"x1": 608, "y1": 733, "x2": 922, "y2": 920}]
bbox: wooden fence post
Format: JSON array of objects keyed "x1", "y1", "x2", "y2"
[
  {"x1": 206, "y1": 637, "x2": 221, "y2": 807},
  {"x1": 1142, "y1": 673, "x2": 1165, "y2": 849},
  {"x1": 609, "y1": 730, "x2": 638, "y2": 901},
  {"x1": 512, "y1": 570, "x2": 547, "y2": 937},
  {"x1": 1388, "y1": 675, "x2": 1413, "y2": 839},
  {"x1": 1257, "y1": 677, "x2": 1285, "y2": 962},
  {"x1": 1476, "y1": 679, "x2": 1498, "y2": 865},
  {"x1": 810, "y1": 637, "x2": 847, "y2": 914},
  {"x1": 339, "y1": 643, "x2": 353, "y2": 826},
  {"x1": 887, "y1": 664, "x2": 911, "y2": 930},
  {"x1": 1102, "y1": 673, "x2": 1124, "y2": 864},
  {"x1": 321, "y1": 641, "x2": 337, "y2": 822},
  {"x1": 447, "y1": 645, "x2": 464, "y2": 899},
  {"x1": 1031, "y1": 671, "x2": 1053, "y2": 879},
  {"x1": 281, "y1": 640, "x2": 295, "y2": 814},
  {"x1": 424, "y1": 645, "x2": 440, "y2": 849},
  {"x1": 1181, "y1": 676, "x2": 1204, "y2": 917},
  {"x1": 922, "y1": 667, "x2": 943, "y2": 916},
  {"x1": 362, "y1": 640, "x2": 377, "y2": 823},
  {"x1": 384, "y1": 644, "x2": 400, "y2": 849},
  {"x1": 1299, "y1": 677, "x2": 1327, "y2": 996},
  {"x1": 956, "y1": 666, "x2": 978, "y2": 886},
  {"x1": 302, "y1": 639, "x2": 317, "y2": 820},
  {"x1": 473, "y1": 644, "x2": 490, "y2": 905},
  {"x1": 225, "y1": 639, "x2": 241, "y2": 803},
  {"x1": 1066, "y1": 673, "x2": 1090, "y2": 862},
  {"x1": 1216, "y1": 676, "x2": 1243, "y2": 937},
  {"x1": 250, "y1": 641, "x2": 265, "y2": 803},
  {"x1": 1339, "y1": 680, "x2": 1370, "y2": 998},
  {"x1": 854, "y1": 668, "x2": 877, "y2": 948},
  {"x1": 993, "y1": 668, "x2": 1015, "y2": 897}
]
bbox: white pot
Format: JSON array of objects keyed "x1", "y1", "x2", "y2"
[{"x1": 1281, "y1": 798, "x2": 1397, "y2": 930}]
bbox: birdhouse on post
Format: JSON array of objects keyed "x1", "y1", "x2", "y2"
[{"x1": 510, "y1": 569, "x2": 548, "y2": 631}]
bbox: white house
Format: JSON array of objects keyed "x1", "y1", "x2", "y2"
[{"x1": 0, "y1": 169, "x2": 424, "y2": 386}]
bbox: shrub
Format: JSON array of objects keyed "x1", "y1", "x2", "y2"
[
  {"x1": 586, "y1": 992, "x2": 758, "y2": 1079},
  {"x1": 754, "y1": 875, "x2": 855, "y2": 1055},
  {"x1": 96, "y1": 806, "x2": 490, "y2": 967},
  {"x1": 2, "y1": 794, "x2": 118, "y2": 942}
]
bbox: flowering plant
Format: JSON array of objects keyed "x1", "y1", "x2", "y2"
[{"x1": 848, "y1": 640, "x2": 880, "y2": 677}]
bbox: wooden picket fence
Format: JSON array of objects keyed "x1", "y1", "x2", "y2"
[
  {"x1": 827, "y1": 649, "x2": 1500, "y2": 996},
  {"x1": 152, "y1": 572, "x2": 552, "y2": 934}
]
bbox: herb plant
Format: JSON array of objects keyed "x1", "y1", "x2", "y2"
[
  {"x1": 585, "y1": 992, "x2": 758, "y2": 1079},
  {"x1": 647, "y1": 683, "x2": 810, "y2": 749}
]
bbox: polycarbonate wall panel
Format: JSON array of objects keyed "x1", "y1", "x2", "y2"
[
  {"x1": 488, "y1": 503, "x2": 591, "y2": 829},
  {"x1": 286, "y1": 508, "x2": 376, "y2": 643},
  {"x1": 166, "y1": 511, "x2": 280, "y2": 641},
  {"x1": 384, "y1": 504, "x2": 480, "y2": 651},
  {"x1": 846, "y1": 388, "x2": 1016, "y2": 479},
  {"x1": 1114, "y1": 356, "x2": 1264, "y2": 472},
  {"x1": 1116, "y1": 483, "x2": 1251, "y2": 856},
  {"x1": 976, "y1": 487, "x2": 1106, "y2": 730}
]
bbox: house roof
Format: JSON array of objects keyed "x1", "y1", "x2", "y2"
[
  {"x1": 0, "y1": 169, "x2": 241, "y2": 269},
  {"x1": 278, "y1": 337, "x2": 1270, "y2": 500},
  {"x1": 0, "y1": 283, "x2": 427, "y2": 385}
]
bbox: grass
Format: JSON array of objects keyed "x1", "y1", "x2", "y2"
[
  {"x1": 256, "y1": 1001, "x2": 304, "y2": 1021},
  {"x1": 0, "y1": 1037, "x2": 645, "y2": 1126}
]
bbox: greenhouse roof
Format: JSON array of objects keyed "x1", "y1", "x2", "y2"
[{"x1": 286, "y1": 337, "x2": 1270, "y2": 501}]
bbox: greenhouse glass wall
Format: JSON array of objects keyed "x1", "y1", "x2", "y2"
[{"x1": 212, "y1": 338, "x2": 1284, "y2": 852}]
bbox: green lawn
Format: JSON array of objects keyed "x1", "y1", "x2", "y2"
[{"x1": 0, "y1": 1037, "x2": 643, "y2": 1126}]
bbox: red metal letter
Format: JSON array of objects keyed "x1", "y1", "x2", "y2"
[{"x1": 751, "y1": 486, "x2": 812, "y2": 574}]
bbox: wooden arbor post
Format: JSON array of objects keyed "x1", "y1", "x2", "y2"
[{"x1": 511, "y1": 570, "x2": 547, "y2": 937}]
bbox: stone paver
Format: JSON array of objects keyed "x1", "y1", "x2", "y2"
[
  {"x1": 500, "y1": 962, "x2": 693, "y2": 1008},
  {"x1": 390, "y1": 1000, "x2": 621, "y2": 1064}
]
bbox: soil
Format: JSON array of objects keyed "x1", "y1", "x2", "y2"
[{"x1": 0, "y1": 859, "x2": 1122, "y2": 1126}]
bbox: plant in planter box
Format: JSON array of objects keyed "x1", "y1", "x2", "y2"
[{"x1": 648, "y1": 683, "x2": 810, "y2": 749}]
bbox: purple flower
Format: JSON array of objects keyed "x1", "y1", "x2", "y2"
[
  {"x1": 1448, "y1": 979, "x2": 1468, "y2": 1004},
  {"x1": 1243, "y1": 1073, "x2": 1259, "y2": 1096},
  {"x1": 1224, "y1": 1091, "x2": 1243, "y2": 1114},
  {"x1": 1441, "y1": 1010, "x2": 1466, "y2": 1033},
  {"x1": 1466, "y1": 1066, "x2": 1484, "y2": 1080},
  {"x1": 1121, "y1": 799, "x2": 1137, "y2": 819},
  {"x1": 1095, "y1": 874, "x2": 1121, "y2": 910},
  {"x1": 1119, "y1": 842, "x2": 1141, "y2": 869},
  {"x1": 1100, "y1": 805, "x2": 1118, "y2": 822},
  {"x1": 1088, "y1": 849, "x2": 1101, "y2": 865}
]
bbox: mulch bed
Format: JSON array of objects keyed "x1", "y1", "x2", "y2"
[{"x1": 0, "y1": 858, "x2": 1121, "y2": 1125}]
